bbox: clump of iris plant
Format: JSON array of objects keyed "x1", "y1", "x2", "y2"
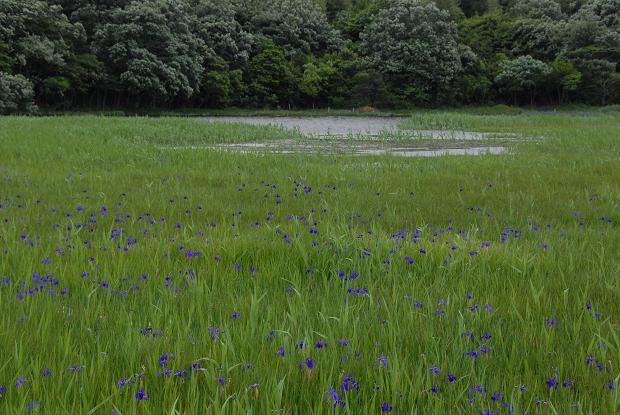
[
  {"x1": 15, "y1": 375, "x2": 27, "y2": 388},
  {"x1": 325, "y1": 386, "x2": 345, "y2": 409},
  {"x1": 135, "y1": 387, "x2": 148, "y2": 401},
  {"x1": 340, "y1": 372, "x2": 360, "y2": 392}
]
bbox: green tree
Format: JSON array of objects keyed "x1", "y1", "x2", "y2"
[
  {"x1": 572, "y1": 58, "x2": 617, "y2": 104},
  {"x1": 0, "y1": 0, "x2": 83, "y2": 104},
  {"x1": 433, "y1": 0, "x2": 466, "y2": 19},
  {"x1": 460, "y1": 0, "x2": 489, "y2": 17},
  {"x1": 456, "y1": 45, "x2": 493, "y2": 104},
  {"x1": 608, "y1": 72, "x2": 620, "y2": 103},
  {"x1": 2, "y1": 0, "x2": 618, "y2": 109},
  {"x1": 50, "y1": 0, "x2": 132, "y2": 37},
  {"x1": 240, "y1": 0, "x2": 342, "y2": 56},
  {"x1": 302, "y1": 48, "x2": 359, "y2": 107},
  {"x1": 197, "y1": 55, "x2": 246, "y2": 107},
  {"x1": 511, "y1": 18, "x2": 562, "y2": 60},
  {"x1": 510, "y1": 0, "x2": 564, "y2": 20},
  {"x1": 458, "y1": 14, "x2": 514, "y2": 62},
  {"x1": 248, "y1": 41, "x2": 295, "y2": 107},
  {"x1": 555, "y1": 0, "x2": 581, "y2": 15},
  {"x1": 300, "y1": 56, "x2": 338, "y2": 107},
  {"x1": 494, "y1": 55, "x2": 551, "y2": 104},
  {"x1": 577, "y1": 0, "x2": 620, "y2": 28},
  {"x1": 189, "y1": 0, "x2": 253, "y2": 107},
  {"x1": 0, "y1": 41, "x2": 11, "y2": 73},
  {"x1": 0, "y1": 72, "x2": 37, "y2": 114},
  {"x1": 334, "y1": 0, "x2": 384, "y2": 42},
  {"x1": 323, "y1": 0, "x2": 353, "y2": 21},
  {"x1": 565, "y1": 12, "x2": 620, "y2": 53},
  {"x1": 360, "y1": 0, "x2": 463, "y2": 105},
  {"x1": 92, "y1": 0, "x2": 204, "y2": 106},
  {"x1": 349, "y1": 70, "x2": 390, "y2": 108},
  {"x1": 548, "y1": 54, "x2": 581, "y2": 103},
  {"x1": 191, "y1": 0, "x2": 253, "y2": 65}
]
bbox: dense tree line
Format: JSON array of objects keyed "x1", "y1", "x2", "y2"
[{"x1": 0, "y1": 0, "x2": 618, "y2": 112}]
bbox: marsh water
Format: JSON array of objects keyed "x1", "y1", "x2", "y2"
[
  {"x1": 202, "y1": 116, "x2": 405, "y2": 137},
  {"x1": 199, "y1": 116, "x2": 512, "y2": 157}
]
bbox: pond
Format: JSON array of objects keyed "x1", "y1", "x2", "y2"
[
  {"x1": 197, "y1": 116, "x2": 513, "y2": 157},
  {"x1": 201, "y1": 115, "x2": 519, "y2": 140},
  {"x1": 201, "y1": 116, "x2": 406, "y2": 137},
  {"x1": 209, "y1": 141, "x2": 507, "y2": 157}
]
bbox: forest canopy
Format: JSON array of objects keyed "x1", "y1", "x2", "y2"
[{"x1": 0, "y1": 0, "x2": 619, "y2": 112}]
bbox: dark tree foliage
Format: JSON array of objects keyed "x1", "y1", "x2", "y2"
[
  {"x1": 248, "y1": 40, "x2": 296, "y2": 107},
  {"x1": 460, "y1": 0, "x2": 489, "y2": 17},
  {"x1": 0, "y1": 0, "x2": 84, "y2": 107},
  {"x1": 349, "y1": 70, "x2": 390, "y2": 107},
  {"x1": 458, "y1": 14, "x2": 514, "y2": 63},
  {"x1": 1, "y1": 0, "x2": 618, "y2": 112},
  {"x1": 360, "y1": 0, "x2": 463, "y2": 105}
]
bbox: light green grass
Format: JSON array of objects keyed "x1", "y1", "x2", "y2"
[{"x1": 0, "y1": 113, "x2": 618, "y2": 414}]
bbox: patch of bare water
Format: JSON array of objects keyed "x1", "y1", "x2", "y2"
[
  {"x1": 201, "y1": 116, "x2": 403, "y2": 137},
  {"x1": 200, "y1": 116, "x2": 516, "y2": 140},
  {"x1": 192, "y1": 116, "x2": 519, "y2": 156}
]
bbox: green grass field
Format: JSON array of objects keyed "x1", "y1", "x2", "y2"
[{"x1": 0, "y1": 112, "x2": 618, "y2": 414}]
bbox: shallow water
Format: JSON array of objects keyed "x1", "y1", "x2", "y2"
[
  {"x1": 201, "y1": 116, "x2": 404, "y2": 137},
  {"x1": 367, "y1": 146, "x2": 506, "y2": 157},
  {"x1": 194, "y1": 116, "x2": 515, "y2": 157},
  {"x1": 200, "y1": 116, "x2": 510, "y2": 140},
  {"x1": 167, "y1": 140, "x2": 507, "y2": 157},
  {"x1": 215, "y1": 147, "x2": 507, "y2": 157}
]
